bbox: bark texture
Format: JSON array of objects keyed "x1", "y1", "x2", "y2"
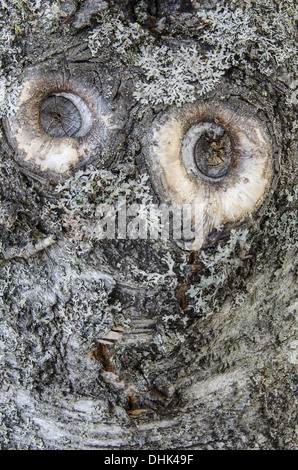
[{"x1": 0, "y1": 0, "x2": 297, "y2": 450}]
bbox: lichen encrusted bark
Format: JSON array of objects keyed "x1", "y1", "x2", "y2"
[{"x1": 0, "y1": 0, "x2": 297, "y2": 450}]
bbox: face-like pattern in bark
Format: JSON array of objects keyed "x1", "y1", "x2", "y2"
[{"x1": 0, "y1": 0, "x2": 295, "y2": 425}]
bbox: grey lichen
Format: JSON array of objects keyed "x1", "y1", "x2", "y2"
[
  {"x1": 186, "y1": 229, "x2": 251, "y2": 315},
  {"x1": 88, "y1": 11, "x2": 150, "y2": 61},
  {"x1": 0, "y1": 0, "x2": 71, "y2": 117},
  {"x1": 86, "y1": 1, "x2": 297, "y2": 107},
  {"x1": 53, "y1": 165, "x2": 156, "y2": 246},
  {"x1": 133, "y1": 44, "x2": 231, "y2": 106}
]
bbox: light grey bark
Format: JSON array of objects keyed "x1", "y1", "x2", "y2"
[{"x1": 0, "y1": 0, "x2": 297, "y2": 450}]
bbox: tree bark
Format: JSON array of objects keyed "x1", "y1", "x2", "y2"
[{"x1": 0, "y1": 0, "x2": 297, "y2": 450}]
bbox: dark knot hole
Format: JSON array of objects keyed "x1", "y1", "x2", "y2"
[
  {"x1": 40, "y1": 94, "x2": 82, "y2": 138},
  {"x1": 194, "y1": 123, "x2": 233, "y2": 179}
]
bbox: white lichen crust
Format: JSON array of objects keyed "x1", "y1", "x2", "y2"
[{"x1": 148, "y1": 100, "x2": 272, "y2": 250}]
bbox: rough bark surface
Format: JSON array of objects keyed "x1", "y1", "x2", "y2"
[{"x1": 0, "y1": 0, "x2": 297, "y2": 450}]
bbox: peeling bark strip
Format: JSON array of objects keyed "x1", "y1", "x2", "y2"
[{"x1": 0, "y1": 0, "x2": 297, "y2": 450}]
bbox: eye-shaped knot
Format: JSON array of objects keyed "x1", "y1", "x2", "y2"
[
  {"x1": 182, "y1": 122, "x2": 233, "y2": 181},
  {"x1": 3, "y1": 68, "x2": 123, "y2": 177},
  {"x1": 145, "y1": 100, "x2": 273, "y2": 250},
  {"x1": 39, "y1": 93, "x2": 92, "y2": 139}
]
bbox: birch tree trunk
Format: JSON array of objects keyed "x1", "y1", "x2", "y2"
[{"x1": 0, "y1": 0, "x2": 297, "y2": 450}]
